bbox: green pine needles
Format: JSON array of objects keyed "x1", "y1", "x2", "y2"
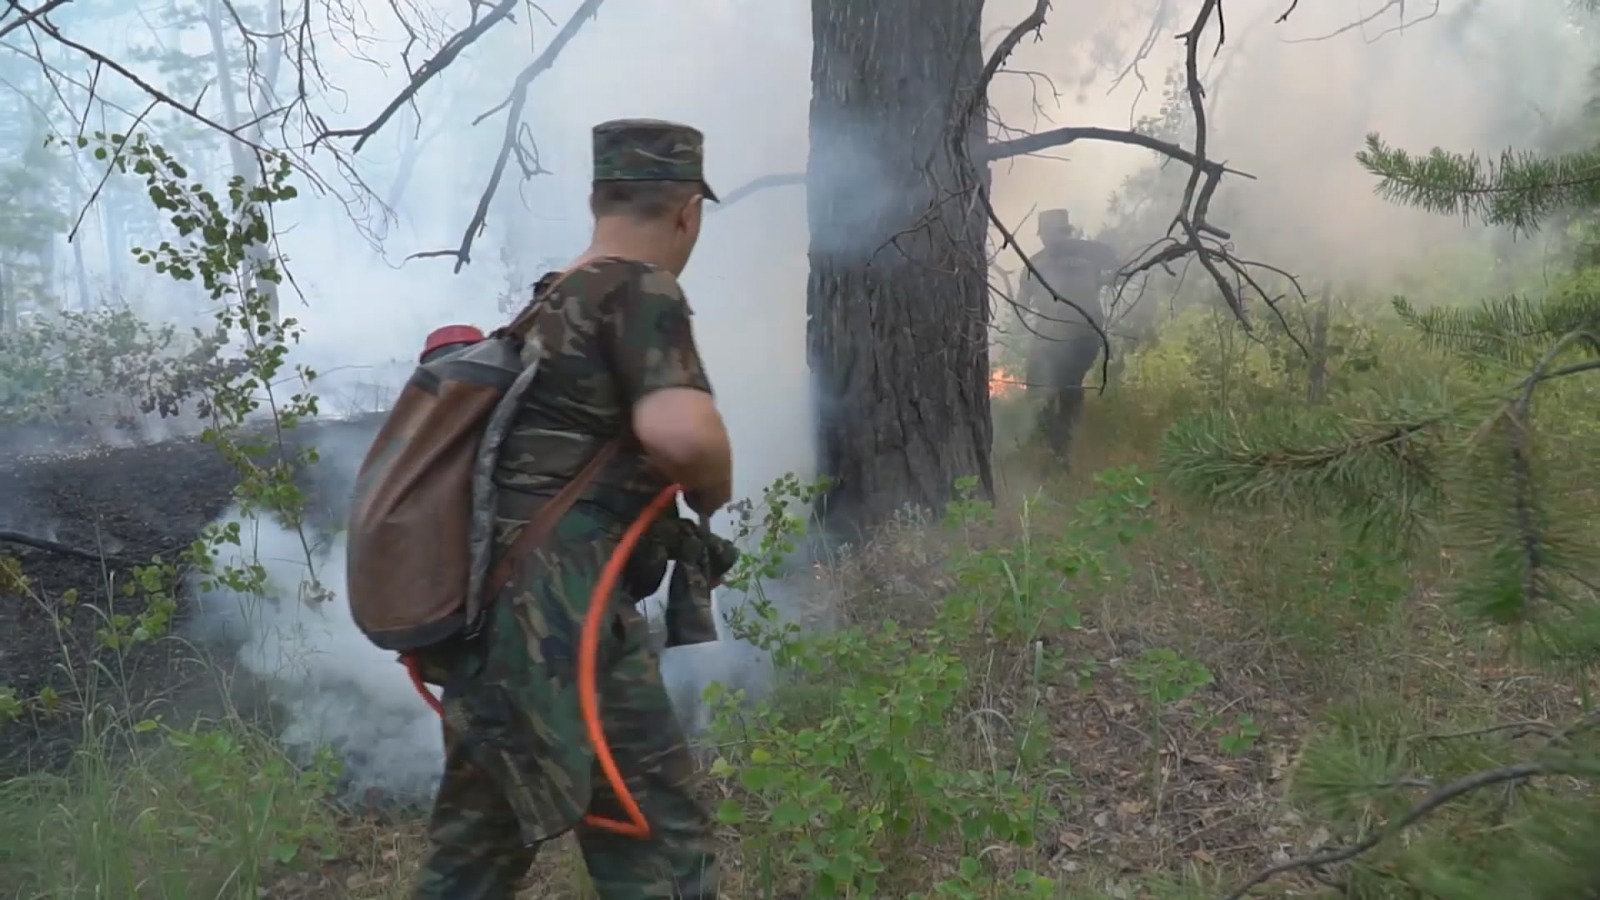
[
  {"x1": 1172, "y1": 112, "x2": 1600, "y2": 899},
  {"x1": 1357, "y1": 133, "x2": 1600, "y2": 235}
]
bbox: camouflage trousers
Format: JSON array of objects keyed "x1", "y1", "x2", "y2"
[
  {"x1": 1026, "y1": 333, "x2": 1101, "y2": 460},
  {"x1": 411, "y1": 515, "x2": 719, "y2": 900}
]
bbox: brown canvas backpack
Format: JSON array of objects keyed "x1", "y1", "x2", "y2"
[{"x1": 344, "y1": 272, "x2": 618, "y2": 652}]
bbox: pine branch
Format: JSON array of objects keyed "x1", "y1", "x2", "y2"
[
  {"x1": 1357, "y1": 133, "x2": 1600, "y2": 234},
  {"x1": 1163, "y1": 327, "x2": 1600, "y2": 656},
  {"x1": 1160, "y1": 406, "x2": 1446, "y2": 542},
  {"x1": 1451, "y1": 334, "x2": 1600, "y2": 650},
  {"x1": 1394, "y1": 294, "x2": 1600, "y2": 368},
  {"x1": 1222, "y1": 705, "x2": 1600, "y2": 899}
]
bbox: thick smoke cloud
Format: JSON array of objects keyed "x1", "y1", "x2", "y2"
[{"x1": 986, "y1": 0, "x2": 1592, "y2": 282}]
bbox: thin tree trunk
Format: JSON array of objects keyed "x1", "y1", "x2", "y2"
[
  {"x1": 1305, "y1": 284, "x2": 1331, "y2": 405},
  {"x1": 101, "y1": 202, "x2": 124, "y2": 294},
  {"x1": 384, "y1": 102, "x2": 453, "y2": 217},
  {"x1": 69, "y1": 173, "x2": 92, "y2": 311},
  {"x1": 808, "y1": 0, "x2": 993, "y2": 534},
  {"x1": 204, "y1": 0, "x2": 284, "y2": 322},
  {"x1": 0, "y1": 265, "x2": 12, "y2": 331}
]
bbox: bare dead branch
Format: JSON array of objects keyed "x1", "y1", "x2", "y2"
[
  {"x1": 712, "y1": 122, "x2": 1258, "y2": 215},
  {"x1": 21, "y1": 11, "x2": 271, "y2": 152},
  {"x1": 67, "y1": 98, "x2": 161, "y2": 243},
  {"x1": 1422, "y1": 720, "x2": 1560, "y2": 742},
  {"x1": 1091, "y1": 0, "x2": 1307, "y2": 352},
  {"x1": 1220, "y1": 761, "x2": 1567, "y2": 900},
  {"x1": 314, "y1": 0, "x2": 518, "y2": 152},
  {"x1": 978, "y1": 184, "x2": 1113, "y2": 391},
  {"x1": 1108, "y1": 0, "x2": 1170, "y2": 97},
  {"x1": 984, "y1": 124, "x2": 1253, "y2": 178},
  {"x1": 0, "y1": 0, "x2": 70, "y2": 41},
  {"x1": 410, "y1": 0, "x2": 607, "y2": 273},
  {"x1": 1281, "y1": 0, "x2": 1439, "y2": 44},
  {"x1": 706, "y1": 172, "x2": 806, "y2": 215},
  {"x1": 0, "y1": 530, "x2": 140, "y2": 566},
  {"x1": 970, "y1": 0, "x2": 1050, "y2": 118}
]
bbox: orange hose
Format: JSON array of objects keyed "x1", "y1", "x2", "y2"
[
  {"x1": 578, "y1": 482, "x2": 681, "y2": 838},
  {"x1": 403, "y1": 654, "x2": 445, "y2": 719},
  {"x1": 405, "y1": 483, "x2": 681, "y2": 841}
]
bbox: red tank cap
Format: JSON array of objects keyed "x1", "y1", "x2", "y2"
[{"x1": 420, "y1": 324, "x2": 485, "y2": 361}]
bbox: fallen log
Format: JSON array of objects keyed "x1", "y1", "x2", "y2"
[{"x1": 0, "y1": 530, "x2": 140, "y2": 565}]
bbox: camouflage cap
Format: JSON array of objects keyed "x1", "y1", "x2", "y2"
[{"x1": 592, "y1": 118, "x2": 718, "y2": 202}]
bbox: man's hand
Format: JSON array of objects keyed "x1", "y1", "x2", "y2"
[
  {"x1": 639, "y1": 453, "x2": 730, "y2": 519},
  {"x1": 683, "y1": 485, "x2": 730, "y2": 519}
]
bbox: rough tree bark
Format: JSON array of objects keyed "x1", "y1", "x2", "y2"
[{"x1": 808, "y1": 0, "x2": 994, "y2": 534}]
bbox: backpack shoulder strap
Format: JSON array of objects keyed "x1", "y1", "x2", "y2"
[
  {"x1": 485, "y1": 438, "x2": 623, "y2": 598},
  {"x1": 503, "y1": 266, "x2": 581, "y2": 338},
  {"x1": 502, "y1": 256, "x2": 641, "y2": 339}
]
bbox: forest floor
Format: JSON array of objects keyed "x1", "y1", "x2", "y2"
[
  {"x1": 0, "y1": 433, "x2": 238, "y2": 774},
  {"x1": 0, "y1": 397, "x2": 1583, "y2": 899},
  {"x1": 0, "y1": 415, "x2": 382, "y2": 777}
]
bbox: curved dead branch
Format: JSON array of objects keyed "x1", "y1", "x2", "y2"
[
  {"x1": 313, "y1": 0, "x2": 519, "y2": 153},
  {"x1": 1222, "y1": 699, "x2": 1600, "y2": 900},
  {"x1": 706, "y1": 171, "x2": 806, "y2": 215},
  {"x1": 970, "y1": 0, "x2": 1051, "y2": 120},
  {"x1": 714, "y1": 120, "x2": 1258, "y2": 215},
  {"x1": 0, "y1": 0, "x2": 67, "y2": 41},
  {"x1": 1281, "y1": 0, "x2": 1440, "y2": 44},
  {"x1": 1220, "y1": 761, "x2": 1561, "y2": 900}
]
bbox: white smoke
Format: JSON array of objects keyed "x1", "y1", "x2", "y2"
[{"x1": 188, "y1": 503, "x2": 803, "y2": 798}]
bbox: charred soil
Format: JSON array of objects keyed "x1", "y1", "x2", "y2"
[{"x1": 0, "y1": 415, "x2": 382, "y2": 775}]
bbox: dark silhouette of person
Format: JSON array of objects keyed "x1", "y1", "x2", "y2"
[{"x1": 1017, "y1": 209, "x2": 1118, "y2": 462}]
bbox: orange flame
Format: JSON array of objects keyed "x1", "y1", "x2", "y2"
[{"x1": 989, "y1": 366, "x2": 1021, "y2": 399}]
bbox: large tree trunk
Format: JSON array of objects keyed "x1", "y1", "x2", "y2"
[{"x1": 807, "y1": 0, "x2": 994, "y2": 535}]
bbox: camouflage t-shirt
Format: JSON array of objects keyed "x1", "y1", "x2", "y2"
[{"x1": 494, "y1": 256, "x2": 713, "y2": 526}]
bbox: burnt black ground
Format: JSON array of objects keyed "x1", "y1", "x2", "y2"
[{"x1": 0, "y1": 414, "x2": 383, "y2": 776}]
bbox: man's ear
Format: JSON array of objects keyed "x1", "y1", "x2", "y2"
[{"x1": 678, "y1": 193, "x2": 704, "y2": 231}]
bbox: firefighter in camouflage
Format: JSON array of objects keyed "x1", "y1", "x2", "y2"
[{"x1": 412, "y1": 118, "x2": 734, "y2": 900}]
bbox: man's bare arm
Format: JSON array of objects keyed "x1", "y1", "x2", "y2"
[{"x1": 634, "y1": 387, "x2": 733, "y2": 514}]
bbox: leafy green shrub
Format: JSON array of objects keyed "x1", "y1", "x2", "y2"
[
  {"x1": 706, "y1": 468, "x2": 1157, "y2": 896},
  {"x1": 0, "y1": 306, "x2": 231, "y2": 429}
]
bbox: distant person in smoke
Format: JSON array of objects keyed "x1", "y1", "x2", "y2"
[
  {"x1": 411, "y1": 118, "x2": 734, "y2": 900},
  {"x1": 1018, "y1": 208, "x2": 1118, "y2": 464}
]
